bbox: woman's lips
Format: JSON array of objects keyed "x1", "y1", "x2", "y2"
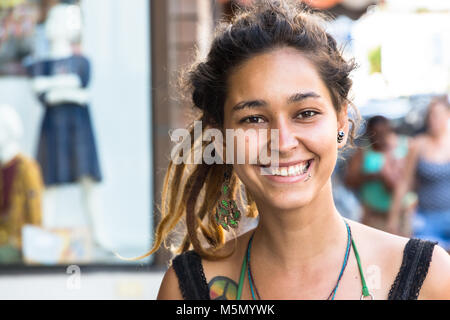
[
  {"x1": 257, "y1": 159, "x2": 314, "y2": 184},
  {"x1": 259, "y1": 159, "x2": 311, "y2": 168}
]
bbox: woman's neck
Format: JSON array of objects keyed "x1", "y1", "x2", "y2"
[{"x1": 251, "y1": 180, "x2": 347, "y2": 270}]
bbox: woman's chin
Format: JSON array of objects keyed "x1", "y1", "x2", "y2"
[{"x1": 261, "y1": 193, "x2": 314, "y2": 211}]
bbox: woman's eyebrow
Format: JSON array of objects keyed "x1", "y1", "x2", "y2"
[{"x1": 231, "y1": 91, "x2": 321, "y2": 112}]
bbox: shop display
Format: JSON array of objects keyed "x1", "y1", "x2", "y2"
[
  {"x1": 0, "y1": 0, "x2": 151, "y2": 269},
  {"x1": 25, "y1": 4, "x2": 102, "y2": 186},
  {"x1": 22, "y1": 225, "x2": 91, "y2": 264},
  {"x1": 0, "y1": 104, "x2": 43, "y2": 263},
  {"x1": 25, "y1": 3, "x2": 104, "y2": 252},
  {"x1": 26, "y1": 55, "x2": 102, "y2": 186}
]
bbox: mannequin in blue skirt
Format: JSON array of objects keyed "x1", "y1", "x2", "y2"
[{"x1": 25, "y1": 4, "x2": 103, "y2": 252}]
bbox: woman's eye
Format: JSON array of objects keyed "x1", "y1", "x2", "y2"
[
  {"x1": 240, "y1": 111, "x2": 318, "y2": 124},
  {"x1": 241, "y1": 116, "x2": 265, "y2": 124},
  {"x1": 297, "y1": 110, "x2": 317, "y2": 119}
]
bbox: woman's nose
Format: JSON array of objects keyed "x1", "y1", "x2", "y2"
[{"x1": 271, "y1": 117, "x2": 299, "y2": 155}]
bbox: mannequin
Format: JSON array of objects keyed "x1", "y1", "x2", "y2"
[
  {"x1": 25, "y1": 4, "x2": 104, "y2": 251},
  {"x1": 0, "y1": 104, "x2": 43, "y2": 263},
  {"x1": 30, "y1": 3, "x2": 89, "y2": 105}
]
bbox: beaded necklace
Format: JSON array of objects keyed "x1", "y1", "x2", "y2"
[{"x1": 236, "y1": 220, "x2": 373, "y2": 300}]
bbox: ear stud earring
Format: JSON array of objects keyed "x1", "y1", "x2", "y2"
[{"x1": 337, "y1": 130, "x2": 345, "y2": 143}]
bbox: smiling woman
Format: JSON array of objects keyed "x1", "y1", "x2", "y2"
[{"x1": 152, "y1": 0, "x2": 450, "y2": 300}]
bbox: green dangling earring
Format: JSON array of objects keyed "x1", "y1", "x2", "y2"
[{"x1": 215, "y1": 166, "x2": 241, "y2": 231}]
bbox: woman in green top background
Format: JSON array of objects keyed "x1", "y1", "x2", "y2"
[{"x1": 345, "y1": 116, "x2": 417, "y2": 236}]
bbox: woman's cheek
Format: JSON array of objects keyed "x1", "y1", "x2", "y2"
[
  {"x1": 307, "y1": 121, "x2": 337, "y2": 154},
  {"x1": 232, "y1": 129, "x2": 269, "y2": 165}
]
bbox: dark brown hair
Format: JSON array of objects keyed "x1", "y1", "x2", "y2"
[{"x1": 135, "y1": 0, "x2": 360, "y2": 262}]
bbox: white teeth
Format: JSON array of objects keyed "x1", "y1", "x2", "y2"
[
  {"x1": 288, "y1": 166, "x2": 295, "y2": 175},
  {"x1": 269, "y1": 161, "x2": 310, "y2": 176}
]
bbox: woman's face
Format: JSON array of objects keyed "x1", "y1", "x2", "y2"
[
  {"x1": 427, "y1": 102, "x2": 449, "y2": 136},
  {"x1": 369, "y1": 121, "x2": 392, "y2": 151},
  {"x1": 222, "y1": 46, "x2": 348, "y2": 211}
]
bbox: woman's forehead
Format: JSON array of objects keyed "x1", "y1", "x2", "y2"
[{"x1": 225, "y1": 47, "x2": 332, "y2": 109}]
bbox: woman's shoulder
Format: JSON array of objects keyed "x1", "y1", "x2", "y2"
[
  {"x1": 157, "y1": 263, "x2": 184, "y2": 300},
  {"x1": 158, "y1": 232, "x2": 252, "y2": 300},
  {"x1": 346, "y1": 219, "x2": 410, "y2": 275},
  {"x1": 346, "y1": 219, "x2": 450, "y2": 299},
  {"x1": 346, "y1": 218, "x2": 410, "y2": 251},
  {"x1": 200, "y1": 230, "x2": 254, "y2": 280},
  {"x1": 158, "y1": 249, "x2": 212, "y2": 300},
  {"x1": 409, "y1": 134, "x2": 428, "y2": 151},
  {"x1": 417, "y1": 244, "x2": 450, "y2": 299}
]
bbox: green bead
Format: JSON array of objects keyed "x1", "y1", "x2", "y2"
[
  {"x1": 234, "y1": 211, "x2": 240, "y2": 219},
  {"x1": 221, "y1": 200, "x2": 228, "y2": 207},
  {"x1": 223, "y1": 185, "x2": 228, "y2": 194}
]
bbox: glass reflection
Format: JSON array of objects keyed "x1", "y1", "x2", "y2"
[{"x1": 0, "y1": 0, "x2": 152, "y2": 267}]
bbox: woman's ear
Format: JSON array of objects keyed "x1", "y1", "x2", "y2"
[
  {"x1": 337, "y1": 103, "x2": 349, "y2": 148},
  {"x1": 209, "y1": 124, "x2": 228, "y2": 164}
]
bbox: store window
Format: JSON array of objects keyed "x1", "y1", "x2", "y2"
[{"x1": 0, "y1": 0, "x2": 152, "y2": 268}]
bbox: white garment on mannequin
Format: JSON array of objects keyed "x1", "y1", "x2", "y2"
[
  {"x1": 32, "y1": 74, "x2": 81, "y2": 93},
  {"x1": 31, "y1": 74, "x2": 90, "y2": 106},
  {"x1": 45, "y1": 87, "x2": 90, "y2": 105},
  {"x1": 48, "y1": 41, "x2": 72, "y2": 60}
]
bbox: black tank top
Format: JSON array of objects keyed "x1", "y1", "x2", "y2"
[{"x1": 172, "y1": 238, "x2": 437, "y2": 300}]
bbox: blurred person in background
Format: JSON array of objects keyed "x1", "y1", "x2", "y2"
[
  {"x1": 389, "y1": 95, "x2": 450, "y2": 252},
  {"x1": 345, "y1": 115, "x2": 416, "y2": 236}
]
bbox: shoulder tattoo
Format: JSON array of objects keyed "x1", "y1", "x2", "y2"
[{"x1": 208, "y1": 276, "x2": 238, "y2": 300}]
